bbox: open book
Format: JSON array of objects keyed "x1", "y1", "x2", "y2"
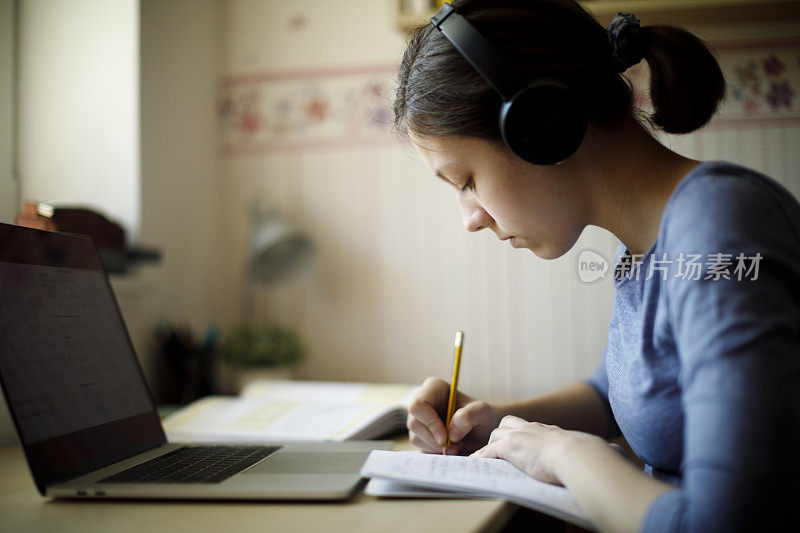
[
  {"x1": 163, "y1": 380, "x2": 415, "y2": 442},
  {"x1": 361, "y1": 450, "x2": 593, "y2": 530}
]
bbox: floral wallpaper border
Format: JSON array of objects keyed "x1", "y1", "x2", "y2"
[
  {"x1": 219, "y1": 38, "x2": 800, "y2": 156},
  {"x1": 219, "y1": 65, "x2": 398, "y2": 156}
]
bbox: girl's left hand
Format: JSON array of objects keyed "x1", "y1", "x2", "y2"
[{"x1": 471, "y1": 415, "x2": 604, "y2": 486}]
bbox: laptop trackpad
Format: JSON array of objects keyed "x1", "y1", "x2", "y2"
[{"x1": 244, "y1": 452, "x2": 369, "y2": 475}]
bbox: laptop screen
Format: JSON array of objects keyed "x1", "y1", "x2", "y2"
[{"x1": 0, "y1": 224, "x2": 164, "y2": 493}]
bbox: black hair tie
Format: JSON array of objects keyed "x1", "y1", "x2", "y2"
[{"x1": 607, "y1": 12, "x2": 643, "y2": 73}]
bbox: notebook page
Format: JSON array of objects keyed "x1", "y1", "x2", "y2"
[{"x1": 361, "y1": 450, "x2": 591, "y2": 529}]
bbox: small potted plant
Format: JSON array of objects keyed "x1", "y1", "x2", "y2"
[{"x1": 218, "y1": 322, "x2": 304, "y2": 393}]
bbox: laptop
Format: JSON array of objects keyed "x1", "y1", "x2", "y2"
[{"x1": 0, "y1": 222, "x2": 392, "y2": 500}]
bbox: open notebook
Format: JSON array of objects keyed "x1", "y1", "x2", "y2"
[
  {"x1": 163, "y1": 380, "x2": 415, "y2": 442},
  {"x1": 361, "y1": 450, "x2": 593, "y2": 530}
]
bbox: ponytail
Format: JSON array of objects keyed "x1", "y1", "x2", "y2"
[{"x1": 640, "y1": 25, "x2": 726, "y2": 134}]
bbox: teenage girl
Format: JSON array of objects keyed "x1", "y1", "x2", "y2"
[{"x1": 397, "y1": 1, "x2": 800, "y2": 531}]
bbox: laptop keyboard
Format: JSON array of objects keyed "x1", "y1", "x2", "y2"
[{"x1": 98, "y1": 445, "x2": 281, "y2": 484}]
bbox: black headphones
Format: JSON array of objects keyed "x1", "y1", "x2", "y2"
[{"x1": 430, "y1": 2, "x2": 587, "y2": 165}]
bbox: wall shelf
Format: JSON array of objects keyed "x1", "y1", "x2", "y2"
[{"x1": 397, "y1": 0, "x2": 800, "y2": 31}]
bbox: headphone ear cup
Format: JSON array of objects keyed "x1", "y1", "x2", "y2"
[{"x1": 499, "y1": 83, "x2": 587, "y2": 165}]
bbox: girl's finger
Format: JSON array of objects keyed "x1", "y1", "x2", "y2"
[
  {"x1": 498, "y1": 415, "x2": 527, "y2": 428},
  {"x1": 486, "y1": 426, "x2": 509, "y2": 444},
  {"x1": 407, "y1": 398, "x2": 447, "y2": 445},
  {"x1": 409, "y1": 432, "x2": 441, "y2": 454},
  {"x1": 448, "y1": 400, "x2": 492, "y2": 442},
  {"x1": 470, "y1": 442, "x2": 496, "y2": 458},
  {"x1": 406, "y1": 414, "x2": 441, "y2": 450}
]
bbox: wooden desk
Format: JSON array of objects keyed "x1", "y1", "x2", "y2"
[{"x1": 0, "y1": 442, "x2": 517, "y2": 533}]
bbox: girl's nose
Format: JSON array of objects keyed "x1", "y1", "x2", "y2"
[{"x1": 460, "y1": 201, "x2": 493, "y2": 233}]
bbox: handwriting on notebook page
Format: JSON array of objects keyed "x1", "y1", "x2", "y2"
[{"x1": 397, "y1": 450, "x2": 535, "y2": 487}]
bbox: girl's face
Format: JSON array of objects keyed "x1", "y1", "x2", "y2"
[{"x1": 412, "y1": 134, "x2": 589, "y2": 260}]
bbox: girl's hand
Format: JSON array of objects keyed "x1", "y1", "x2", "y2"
[
  {"x1": 471, "y1": 415, "x2": 607, "y2": 485},
  {"x1": 406, "y1": 377, "x2": 501, "y2": 455}
]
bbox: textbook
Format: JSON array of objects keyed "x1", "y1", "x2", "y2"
[
  {"x1": 361, "y1": 450, "x2": 592, "y2": 530},
  {"x1": 163, "y1": 380, "x2": 416, "y2": 442}
]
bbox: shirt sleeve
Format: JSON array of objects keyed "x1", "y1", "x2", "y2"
[{"x1": 643, "y1": 174, "x2": 800, "y2": 532}]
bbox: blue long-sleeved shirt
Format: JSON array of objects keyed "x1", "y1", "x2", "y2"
[{"x1": 587, "y1": 161, "x2": 800, "y2": 531}]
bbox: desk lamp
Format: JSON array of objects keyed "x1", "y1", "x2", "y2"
[{"x1": 244, "y1": 202, "x2": 315, "y2": 316}]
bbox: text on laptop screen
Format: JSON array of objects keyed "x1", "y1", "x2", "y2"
[{"x1": 0, "y1": 243, "x2": 153, "y2": 444}]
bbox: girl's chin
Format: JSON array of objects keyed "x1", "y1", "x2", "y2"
[{"x1": 529, "y1": 242, "x2": 572, "y2": 260}]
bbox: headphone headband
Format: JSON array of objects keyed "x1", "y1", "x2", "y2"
[{"x1": 430, "y1": 3, "x2": 524, "y2": 101}]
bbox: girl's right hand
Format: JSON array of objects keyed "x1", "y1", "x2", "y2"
[{"x1": 406, "y1": 377, "x2": 502, "y2": 455}]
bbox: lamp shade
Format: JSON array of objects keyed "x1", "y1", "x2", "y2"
[{"x1": 249, "y1": 211, "x2": 314, "y2": 284}]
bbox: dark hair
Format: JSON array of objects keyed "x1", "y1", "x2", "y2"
[{"x1": 394, "y1": 0, "x2": 725, "y2": 140}]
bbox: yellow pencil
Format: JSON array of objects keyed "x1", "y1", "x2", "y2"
[{"x1": 443, "y1": 331, "x2": 464, "y2": 454}]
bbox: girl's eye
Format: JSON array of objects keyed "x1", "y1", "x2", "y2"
[{"x1": 460, "y1": 177, "x2": 473, "y2": 192}]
